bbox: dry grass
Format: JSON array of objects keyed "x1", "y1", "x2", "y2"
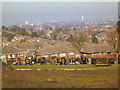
[{"x1": 2, "y1": 63, "x2": 118, "y2": 88}]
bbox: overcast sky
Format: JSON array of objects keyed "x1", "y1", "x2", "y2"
[{"x1": 2, "y1": 2, "x2": 118, "y2": 26}]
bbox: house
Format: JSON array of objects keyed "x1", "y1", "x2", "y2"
[
  {"x1": 80, "y1": 42, "x2": 118, "y2": 59},
  {"x1": 36, "y1": 43, "x2": 80, "y2": 60},
  {"x1": 2, "y1": 44, "x2": 26, "y2": 63},
  {"x1": 4, "y1": 52, "x2": 26, "y2": 60}
]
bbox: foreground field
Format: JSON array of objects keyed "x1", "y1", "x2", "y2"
[{"x1": 2, "y1": 63, "x2": 119, "y2": 88}]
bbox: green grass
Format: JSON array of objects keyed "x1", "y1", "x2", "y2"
[{"x1": 10, "y1": 64, "x2": 119, "y2": 69}]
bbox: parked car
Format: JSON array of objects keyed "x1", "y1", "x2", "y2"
[
  {"x1": 12, "y1": 58, "x2": 21, "y2": 65},
  {"x1": 25, "y1": 59, "x2": 31, "y2": 65},
  {"x1": 95, "y1": 58, "x2": 111, "y2": 66},
  {"x1": 38, "y1": 57, "x2": 46, "y2": 65}
]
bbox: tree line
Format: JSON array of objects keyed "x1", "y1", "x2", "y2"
[{"x1": 2, "y1": 25, "x2": 39, "y2": 42}]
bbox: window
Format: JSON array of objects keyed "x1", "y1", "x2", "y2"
[
  {"x1": 69, "y1": 52, "x2": 74, "y2": 55},
  {"x1": 91, "y1": 53, "x2": 95, "y2": 55},
  {"x1": 10, "y1": 54, "x2": 12, "y2": 57},
  {"x1": 18, "y1": 53, "x2": 23, "y2": 56},
  {"x1": 60, "y1": 53, "x2": 66, "y2": 57},
  {"x1": 100, "y1": 52, "x2": 104, "y2": 55},
  {"x1": 108, "y1": 52, "x2": 111, "y2": 55}
]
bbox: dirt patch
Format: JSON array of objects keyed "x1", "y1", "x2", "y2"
[
  {"x1": 68, "y1": 76, "x2": 96, "y2": 78},
  {"x1": 42, "y1": 80, "x2": 62, "y2": 83}
]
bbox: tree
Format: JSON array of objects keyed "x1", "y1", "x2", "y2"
[
  {"x1": 38, "y1": 30, "x2": 45, "y2": 37},
  {"x1": 107, "y1": 29, "x2": 118, "y2": 50},
  {"x1": 31, "y1": 32, "x2": 39, "y2": 37},
  {"x1": 2, "y1": 31, "x2": 15, "y2": 42},
  {"x1": 68, "y1": 32, "x2": 87, "y2": 53},
  {"x1": 2, "y1": 26, "x2": 8, "y2": 30},
  {"x1": 19, "y1": 28, "x2": 29, "y2": 36},
  {"x1": 9, "y1": 25, "x2": 20, "y2": 32},
  {"x1": 51, "y1": 33, "x2": 57, "y2": 40},
  {"x1": 91, "y1": 35, "x2": 98, "y2": 44},
  {"x1": 117, "y1": 20, "x2": 120, "y2": 51},
  {"x1": 9, "y1": 25, "x2": 29, "y2": 36}
]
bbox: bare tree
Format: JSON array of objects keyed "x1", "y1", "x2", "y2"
[
  {"x1": 107, "y1": 29, "x2": 118, "y2": 50},
  {"x1": 68, "y1": 32, "x2": 87, "y2": 53},
  {"x1": 117, "y1": 20, "x2": 120, "y2": 51}
]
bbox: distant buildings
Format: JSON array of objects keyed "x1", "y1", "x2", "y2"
[
  {"x1": 18, "y1": 19, "x2": 117, "y2": 30},
  {"x1": 81, "y1": 16, "x2": 84, "y2": 22},
  {"x1": 24, "y1": 21, "x2": 29, "y2": 25}
]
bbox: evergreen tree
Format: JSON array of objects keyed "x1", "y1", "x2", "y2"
[{"x1": 31, "y1": 32, "x2": 39, "y2": 37}]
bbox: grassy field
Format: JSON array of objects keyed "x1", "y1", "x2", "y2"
[
  {"x1": 2, "y1": 63, "x2": 119, "y2": 88},
  {"x1": 2, "y1": 68, "x2": 118, "y2": 88},
  {"x1": 11, "y1": 64, "x2": 119, "y2": 69}
]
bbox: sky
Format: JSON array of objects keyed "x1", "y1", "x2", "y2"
[
  {"x1": 1, "y1": 0, "x2": 119, "y2": 2},
  {"x1": 2, "y1": 2, "x2": 118, "y2": 26}
]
